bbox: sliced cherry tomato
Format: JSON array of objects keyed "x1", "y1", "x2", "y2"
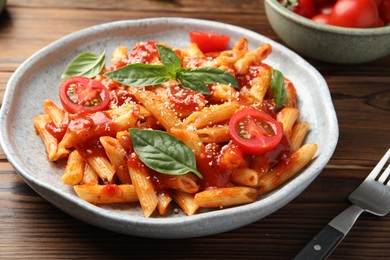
[
  {"x1": 330, "y1": 0, "x2": 379, "y2": 28},
  {"x1": 59, "y1": 76, "x2": 110, "y2": 114},
  {"x1": 189, "y1": 32, "x2": 230, "y2": 53},
  {"x1": 229, "y1": 107, "x2": 283, "y2": 155},
  {"x1": 311, "y1": 13, "x2": 332, "y2": 24}
]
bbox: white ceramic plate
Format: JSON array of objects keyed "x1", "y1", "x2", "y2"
[{"x1": 0, "y1": 18, "x2": 338, "y2": 238}]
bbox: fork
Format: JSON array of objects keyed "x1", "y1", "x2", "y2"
[{"x1": 294, "y1": 148, "x2": 390, "y2": 260}]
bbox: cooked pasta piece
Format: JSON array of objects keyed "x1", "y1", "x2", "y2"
[
  {"x1": 277, "y1": 107, "x2": 300, "y2": 137},
  {"x1": 127, "y1": 156, "x2": 159, "y2": 218},
  {"x1": 194, "y1": 187, "x2": 259, "y2": 208},
  {"x1": 62, "y1": 150, "x2": 85, "y2": 185},
  {"x1": 290, "y1": 121, "x2": 310, "y2": 151},
  {"x1": 81, "y1": 163, "x2": 99, "y2": 185},
  {"x1": 86, "y1": 154, "x2": 116, "y2": 184},
  {"x1": 231, "y1": 167, "x2": 259, "y2": 187},
  {"x1": 100, "y1": 136, "x2": 131, "y2": 184},
  {"x1": 195, "y1": 125, "x2": 230, "y2": 143},
  {"x1": 183, "y1": 101, "x2": 240, "y2": 129},
  {"x1": 34, "y1": 114, "x2": 69, "y2": 161},
  {"x1": 44, "y1": 99, "x2": 65, "y2": 127},
  {"x1": 234, "y1": 43, "x2": 272, "y2": 74},
  {"x1": 133, "y1": 90, "x2": 182, "y2": 130},
  {"x1": 157, "y1": 192, "x2": 172, "y2": 216},
  {"x1": 172, "y1": 190, "x2": 199, "y2": 216},
  {"x1": 74, "y1": 184, "x2": 138, "y2": 204},
  {"x1": 258, "y1": 143, "x2": 318, "y2": 193}
]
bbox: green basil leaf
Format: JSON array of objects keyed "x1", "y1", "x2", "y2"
[
  {"x1": 156, "y1": 44, "x2": 181, "y2": 78},
  {"x1": 176, "y1": 69, "x2": 211, "y2": 95},
  {"x1": 61, "y1": 51, "x2": 106, "y2": 80},
  {"x1": 177, "y1": 67, "x2": 239, "y2": 95},
  {"x1": 271, "y1": 69, "x2": 286, "y2": 109},
  {"x1": 129, "y1": 129, "x2": 203, "y2": 179},
  {"x1": 104, "y1": 63, "x2": 170, "y2": 87}
]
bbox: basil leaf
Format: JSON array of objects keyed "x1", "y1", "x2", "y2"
[
  {"x1": 129, "y1": 129, "x2": 203, "y2": 179},
  {"x1": 105, "y1": 63, "x2": 170, "y2": 87},
  {"x1": 61, "y1": 51, "x2": 106, "y2": 80},
  {"x1": 176, "y1": 69, "x2": 211, "y2": 95},
  {"x1": 271, "y1": 69, "x2": 286, "y2": 109},
  {"x1": 156, "y1": 44, "x2": 181, "y2": 79},
  {"x1": 177, "y1": 67, "x2": 239, "y2": 95}
]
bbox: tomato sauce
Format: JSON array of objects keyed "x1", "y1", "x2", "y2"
[
  {"x1": 67, "y1": 111, "x2": 116, "y2": 158},
  {"x1": 128, "y1": 41, "x2": 160, "y2": 64},
  {"x1": 197, "y1": 143, "x2": 233, "y2": 190},
  {"x1": 263, "y1": 134, "x2": 292, "y2": 169},
  {"x1": 102, "y1": 184, "x2": 119, "y2": 197},
  {"x1": 45, "y1": 121, "x2": 68, "y2": 141},
  {"x1": 237, "y1": 64, "x2": 272, "y2": 89},
  {"x1": 167, "y1": 86, "x2": 206, "y2": 117}
]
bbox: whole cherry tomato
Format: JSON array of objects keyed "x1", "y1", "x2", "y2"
[
  {"x1": 330, "y1": 0, "x2": 379, "y2": 28},
  {"x1": 280, "y1": 0, "x2": 317, "y2": 18},
  {"x1": 379, "y1": 0, "x2": 390, "y2": 23},
  {"x1": 311, "y1": 13, "x2": 332, "y2": 24}
]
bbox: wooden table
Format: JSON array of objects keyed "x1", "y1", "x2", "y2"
[{"x1": 1, "y1": 0, "x2": 389, "y2": 259}]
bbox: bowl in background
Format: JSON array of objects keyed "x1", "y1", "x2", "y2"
[{"x1": 264, "y1": 0, "x2": 390, "y2": 64}]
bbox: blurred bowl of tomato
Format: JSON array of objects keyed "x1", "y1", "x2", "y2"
[{"x1": 264, "y1": 0, "x2": 390, "y2": 64}]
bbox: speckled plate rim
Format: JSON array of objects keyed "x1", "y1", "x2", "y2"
[{"x1": 0, "y1": 17, "x2": 338, "y2": 238}]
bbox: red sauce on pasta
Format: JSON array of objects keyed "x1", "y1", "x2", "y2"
[
  {"x1": 197, "y1": 143, "x2": 233, "y2": 190},
  {"x1": 102, "y1": 184, "x2": 119, "y2": 197},
  {"x1": 45, "y1": 121, "x2": 68, "y2": 141}
]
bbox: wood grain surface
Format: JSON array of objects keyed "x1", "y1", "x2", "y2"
[{"x1": 0, "y1": 0, "x2": 389, "y2": 259}]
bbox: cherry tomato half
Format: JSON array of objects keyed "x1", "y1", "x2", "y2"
[
  {"x1": 59, "y1": 76, "x2": 110, "y2": 114},
  {"x1": 189, "y1": 32, "x2": 230, "y2": 53},
  {"x1": 229, "y1": 107, "x2": 283, "y2": 155},
  {"x1": 331, "y1": 0, "x2": 379, "y2": 28}
]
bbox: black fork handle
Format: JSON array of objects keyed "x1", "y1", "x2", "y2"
[{"x1": 294, "y1": 205, "x2": 364, "y2": 260}]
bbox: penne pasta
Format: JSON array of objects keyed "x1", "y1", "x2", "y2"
[
  {"x1": 133, "y1": 90, "x2": 182, "y2": 130},
  {"x1": 172, "y1": 190, "x2": 199, "y2": 216},
  {"x1": 62, "y1": 150, "x2": 85, "y2": 185},
  {"x1": 100, "y1": 136, "x2": 132, "y2": 184},
  {"x1": 183, "y1": 101, "x2": 240, "y2": 129},
  {"x1": 231, "y1": 167, "x2": 259, "y2": 187},
  {"x1": 127, "y1": 156, "x2": 159, "y2": 218},
  {"x1": 195, "y1": 125, "x2": 230, "y2": 143},
  {"x1": 86, "y1": 154, "x2": 116, "y2": 184},
  {"x1": 209, "y1": 83, "x2": 239, "y2": 103},
  {"x1": 290, "y1": 121, "x2": 310, "y2": 151},
  {"x1": 157, "y1": 192, "x2": 172, "y2": 216},
  {"x1": 74, "y1": 184, "x2": 138, "y2": 204},
  {"x1": 194, "y1": 187, "x2": 259, "y2": 208},
  {"x1": 248, "y1": 69, "x2": 272, "y2": 103},
  {"x1": 81, "y1": 163, "x2": 99, "y2": 185},
  {"x1": 277, "y1": 107, "x2": 300, "y2": 137},
  {"x1": 44, "y1": 99, "x2": 65, "y2": 127},
  {"x1": 234, "y1": 43, "x2": 272, "y2": 74},
  {"x1": 258, "y1": 143, "x2": 318, "y2": 193},
  {"x1": 34, "y1": 114, "x2": 69, "y2": 161}
]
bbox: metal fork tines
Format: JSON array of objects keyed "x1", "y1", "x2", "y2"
[{"x1": 294, "y1": 148, "x2": 390, "y2": 260}]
